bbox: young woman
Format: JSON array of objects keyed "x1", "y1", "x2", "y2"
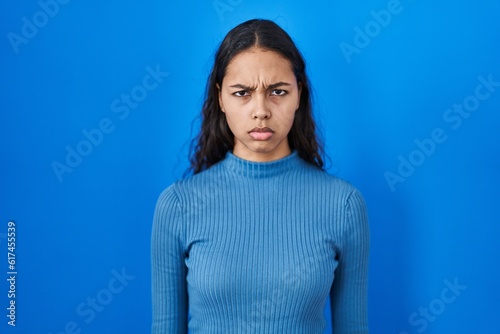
[{"x1": 151, "y1": 19, "x2": 369, "y2": 333}]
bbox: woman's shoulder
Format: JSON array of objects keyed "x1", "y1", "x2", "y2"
[
  {"x1": 297, "y1": 167, "x2": 365, "y2": 218},
  {"x1": 300, "y1": 161, "x2": 362, "y2": 198},
  {"x1": 157, "y1": 163, "x2": 225, "y2": 203},
  {"x1": 303, "y1": 165, "x2": 368, "y2": 227}
]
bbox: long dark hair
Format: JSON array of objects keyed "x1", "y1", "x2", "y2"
[{"x1": 189, "y1": 19, "x2": 324, "y2": 174}]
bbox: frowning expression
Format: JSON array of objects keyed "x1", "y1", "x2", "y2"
[{"x1": 218, "y1": 47, "x2": 301, "y2": 162}]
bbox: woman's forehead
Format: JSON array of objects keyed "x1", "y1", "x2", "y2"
[{"x1": 224, "y1": 48, "x2": 295, "y2": 85}]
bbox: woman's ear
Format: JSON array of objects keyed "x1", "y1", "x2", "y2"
[
  {"x1": 216, "y1": 83, "x2": 224, "y2": 113},
  {"x1": 296, "y1": 82, "x2": 302, "y2": 110}
]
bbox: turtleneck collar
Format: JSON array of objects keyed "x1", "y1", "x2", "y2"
[{"x1": 222, "y1": 150, "x2": 302, "y2": 178}]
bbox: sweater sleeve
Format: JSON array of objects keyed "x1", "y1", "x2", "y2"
[
  {"x1": 151, "y1": 184, "x2": 188, "y2": 334},
  {"x1": 330, "y1": 189, "x2": 370, "y2": 333}
]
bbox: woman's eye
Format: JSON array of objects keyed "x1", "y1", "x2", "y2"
[
  {"x1": 271, "y1": 89, "x2": 287, "y2": 96},
  {"x1": 233, "y1": 90, "x2": 249, "y2": 97}
]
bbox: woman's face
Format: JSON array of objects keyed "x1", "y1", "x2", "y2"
[{"x1": 218, "y1": 47, "x2": 301, "y2": 162}]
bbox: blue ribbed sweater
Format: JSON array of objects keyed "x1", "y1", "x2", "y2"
[{"x1": 151, "y1": 151, "x2": 369, "y2": 333}]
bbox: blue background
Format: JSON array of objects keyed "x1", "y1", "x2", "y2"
[{"x1": 1, "y1": 0, "x2": 499, "y2": 333}]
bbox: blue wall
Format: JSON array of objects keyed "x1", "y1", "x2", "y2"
[{"x1": 1, "y1": 1, "x2": 499, "y2": 333}]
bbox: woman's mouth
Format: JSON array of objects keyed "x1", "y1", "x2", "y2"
[{"x1": 248, "y1": 127, "x2": 274, "y2": 140}]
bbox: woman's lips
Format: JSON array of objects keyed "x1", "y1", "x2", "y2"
[{"x1": 249, "y1": 127, "x2": 274, "y2": 140}]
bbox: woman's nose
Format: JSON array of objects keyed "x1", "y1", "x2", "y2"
[{"x1": 252, "y1": 95, "x2": 271, "y2": 119}]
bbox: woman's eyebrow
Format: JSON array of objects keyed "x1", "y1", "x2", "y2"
[
  {"x1": 229, "y1": 82, "x2": 292, "y2": 91},
  {"x1": 268, "y1": 82, "x2": 291, "y2": 90},
  {"x1": 229, "y1": 84, "x2": 255, "y2": 91}
]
